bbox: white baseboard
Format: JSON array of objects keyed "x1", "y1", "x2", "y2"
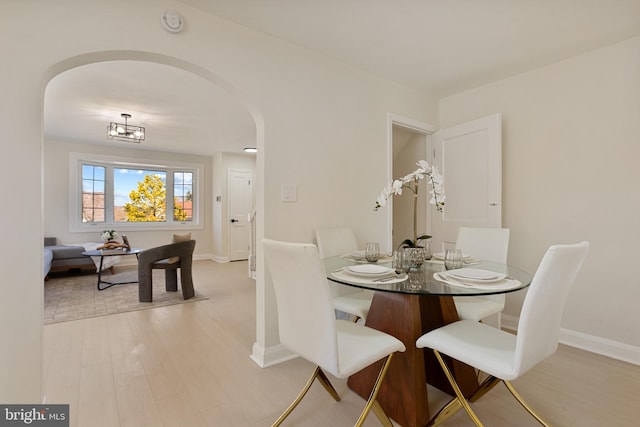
[
  {"x1": 501, "y1": 314, "x2": 639, "y2": 365},
  {"x1": 560, "y1": 328, "x2": 640, "y2": 365},
  {"x1": 250, "y1": 342, "x2": 297, "y2": 368},
  {"x1": 115, "y1": 252, "x2": 214, "y2": 266},
  {"x1": 211, "y1": 254, "x2": 230, "y2": 263},
  {"x1": 500, "y1": 314, "x2": 519, "y2": 332}
]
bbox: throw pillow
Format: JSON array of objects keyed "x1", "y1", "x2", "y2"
[{"x1": 168, "y1": 233, "x2": 191, "y2": 263}]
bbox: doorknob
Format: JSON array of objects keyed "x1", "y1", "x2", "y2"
[{"x1": 231, "y1": 219, "x2": 239, "y2": 223}]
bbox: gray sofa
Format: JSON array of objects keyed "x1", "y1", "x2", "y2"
[{"x1": 44, "y1": 237, "x2": 96, "y2": 279}]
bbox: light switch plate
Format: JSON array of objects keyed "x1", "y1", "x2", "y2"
[{"x1": 281, "y1": 184, "x2": 297, "y2": 202}]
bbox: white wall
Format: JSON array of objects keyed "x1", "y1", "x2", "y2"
[
  {"x1": 1, "y1": 0, "x2": 437, "y2": 400},
  {"x1": 439, "y1": 36, "x2": 640, "y2": 362}
]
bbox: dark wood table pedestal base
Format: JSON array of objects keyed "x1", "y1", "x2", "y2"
[{"x1": 347, "y1": 292, "x2": 479, "y2": 427}]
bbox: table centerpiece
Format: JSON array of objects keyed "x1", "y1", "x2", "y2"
[{"x1": 374, "y1": 160, "x2": 445, "y2": 266}]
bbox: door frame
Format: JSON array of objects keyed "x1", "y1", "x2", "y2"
[
  {"x1": 386, "y1": 113, "x2": 436, "y2": 253},
  {"x1": 226, "y1": 168, "x2": 252, "y2": 261}
]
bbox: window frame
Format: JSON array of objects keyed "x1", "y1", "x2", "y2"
[{"x1": 69, "y1": 152, "x2": 203, "y2": 233}]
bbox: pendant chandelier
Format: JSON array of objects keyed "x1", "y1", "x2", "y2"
[{"x1": 107, "y1": 113, "x2": 145, "y2": 143}]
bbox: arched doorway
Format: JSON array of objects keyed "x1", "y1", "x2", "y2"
[{"x1": 43, "y1": 54, "x2": 262, "y2": 262}]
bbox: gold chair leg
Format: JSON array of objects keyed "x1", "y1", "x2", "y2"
[
  {"x1": 316, "y1": 367, "x2": 341, "y2": 401},
  {"x1": 427, "y1": 397, "x2": 463, "y2": 426},
  {"x1": 503, "y1": 380, "x2": 551, "y2": 427},
  {"x1": 469, "y1": 375, "x2": 501, "y2": 402},
  {"x1": 272, "y1": 366, "x2": 335, "y2": 427},
  {"x1": 432, "y1": 350, "x2": 484, "y2": 427},
  {"x1": 371, "y1": 400, "x2": 394, "y2": 427},
  {"x1": 354, "y1": 354, "x2": 394, "y2": 427}
]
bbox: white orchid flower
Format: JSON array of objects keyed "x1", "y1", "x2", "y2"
[
  {"x1": 373, "y1": 160, "x2": 445, "y2": 214},
  {"x1": 391, "y1": 179, "x2": 404, "y2": 195},
  {"x1": 416, "y1": 160, "x2": 432, "y2": 174}
]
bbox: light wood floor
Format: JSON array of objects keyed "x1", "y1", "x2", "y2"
[{"x1": 43, "y1": 260, "x2": 639, "y2": 426}]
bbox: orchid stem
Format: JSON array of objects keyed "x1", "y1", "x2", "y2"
[{"x1": 413, "y1": 179, "x2": 418, "y2": 246}]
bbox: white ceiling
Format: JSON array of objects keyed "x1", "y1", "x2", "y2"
[
  {"x1": 182, "y1": 0, "x2": 640, "y2": 95},
  {"x1": 44, "y1": 61, "x2": 256, "y2": 156},
  {"x1": 45, "y1": 1, "x2": 640, "y2": 155}
]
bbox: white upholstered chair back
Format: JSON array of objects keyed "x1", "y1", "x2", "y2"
[
  {"x1": 315, "y1": 227, "x2": 363, "y2": 300},
  {"x1": 455, "y1": 227, "x2": 510, "y2": 263},
  {"x1": 315, "y1": 227, "x2": 359, "y2": 259},
  {"x1": 263, "y1": 239, "x2": 340, "y2": 374},
  {"x1": 454, "y1": 227, "x2": 510, "y2": 326},
  {"x1": 514, "y1": 241, "x2": 589, "y2": 376}
]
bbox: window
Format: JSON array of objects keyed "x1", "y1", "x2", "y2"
[
  {"x1": 71, "y1": 153, "x2": 202, "y2": 232},
  {"x1": 113, "y1": 167, "x2": 167, "y2": 222},
  {"x1": 82, "y1": 164, "x2": 105, "y2": 223},
  {"x1": 173, "y1": 172, "x2": 193, "y2": 221}
]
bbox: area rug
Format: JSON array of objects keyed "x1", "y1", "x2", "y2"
[{"x1": 44, "y1": 266, "x2": 208, "y2": 324}]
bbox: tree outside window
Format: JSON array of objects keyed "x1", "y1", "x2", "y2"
[{"x1": 122, "y1": 172, "x2": 167, "y2": 222}]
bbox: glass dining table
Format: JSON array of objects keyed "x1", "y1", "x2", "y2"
[{"x1": 324, "y1": 255, "x2": 532, "y2": 427}]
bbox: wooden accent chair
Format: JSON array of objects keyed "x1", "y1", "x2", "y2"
[{"x1": 137, "y1": 239, "x2": 196, "y2": 302}]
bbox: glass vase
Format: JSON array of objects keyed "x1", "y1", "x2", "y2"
[{"x1": 404, "y1": 247, "x2": 426, "y2": 269}]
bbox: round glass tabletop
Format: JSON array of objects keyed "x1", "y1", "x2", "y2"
[{"x1": 324, "y1": 256, "x2": 532, "y2": 296}]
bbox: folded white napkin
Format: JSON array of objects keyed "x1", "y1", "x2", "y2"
[
  {"x1": 331, "y1": 270, "x2": 406, "y2": 285},
  {"x1": 428, "y1": 256, "x2": 480, "y2": 266},
  {"x1": 432, "y1": 251, "x2": 477, "y2": 260},
  {"x1": 433, "y1": 272, "x2": 521, "y2": 291},
  {"x1": 341, "y1": 252, "x2": 393, "y2": 263}
]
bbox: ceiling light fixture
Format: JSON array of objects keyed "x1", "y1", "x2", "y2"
[
  {"x1": 243, "y1": 147, "x2": 257, "y2": 153},
  {"x1": 107, "y1": 113, "x2": 145, "y2": 143}
]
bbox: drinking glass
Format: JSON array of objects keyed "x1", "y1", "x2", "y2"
[
  {"x1": 422, "y1": 240, "x2": 432, "y2": 260},
  {"x1": 392, "y1": 249, "x2": 410, "y2": 274},
  {"x1": 444, "y1": 249, "x2": 463, "y2": 270},
  {"x1": 365, "y1": 242, "x2": 380, "y2": 263}
]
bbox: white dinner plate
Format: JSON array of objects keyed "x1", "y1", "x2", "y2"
[
  {"x1": 446, "y1": 268, "x2": 506, "y2": 282},
  {"x1": 346, "y1": 265, "x2": 394, "y2": 277}
]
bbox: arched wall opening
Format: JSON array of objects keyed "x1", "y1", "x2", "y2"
[
  {"x1": 40, "y1": 48, "x2": 266, "y2": 353},
  {"x1": 43, "y1": 51, "x2": 264, "y2": 260}
]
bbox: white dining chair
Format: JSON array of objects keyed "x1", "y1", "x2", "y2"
[
  {"x1": 315, "y1": 227, "x2": 374, "y2": 322},
  {"x1": 417, "y1": 241, "x2": 589, "y2": 426},
  {"x1": 263, "y1": 238, "x2": 406, "y2": 427},
  {"x1": 453, "y1": 227, "x2": 510, "y2": 329}
]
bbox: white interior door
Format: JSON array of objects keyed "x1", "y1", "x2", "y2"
[
  {"x1": 431, "y1": 113, "x2": 502, "y2": 251},
  {"x1": 228, "y1": 169, "x2": 252, "y2": 261}
]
